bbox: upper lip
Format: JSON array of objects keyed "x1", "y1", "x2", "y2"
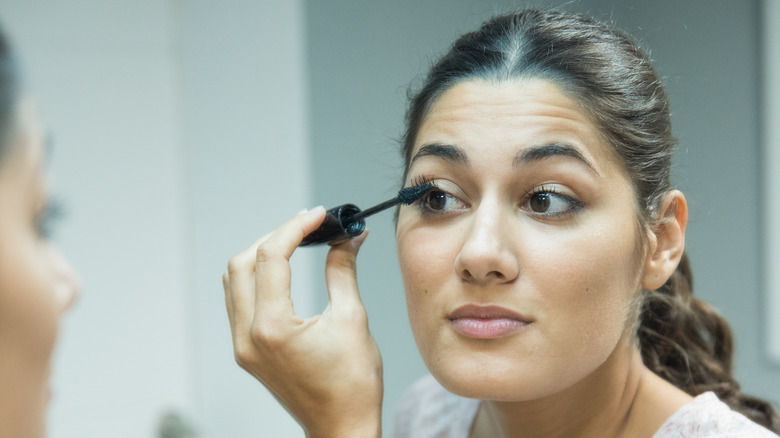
[{"x1": 448, "y1": 304, "x2": 533, "y2": 322}]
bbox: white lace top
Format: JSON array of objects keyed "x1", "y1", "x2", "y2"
[{"x1": 393, "y1": 375, "x2": 778, "y2": 437}]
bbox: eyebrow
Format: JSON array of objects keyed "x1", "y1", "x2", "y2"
[
  {"x1": 409, "y1": 141, "x2": 599, "y2": 175},
  {"x1": 410, "y1": 143, "x2": 469, "y2": 166},
  {"x1": 514, "y1": 142, "x2": 598, "y2": 174}
]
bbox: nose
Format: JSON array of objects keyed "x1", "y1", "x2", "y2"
[
  {"x1": 49, "y1": 246, "x2": 81, "y2": 312},
  {"x1": 454, "y1": 202, "x2": 520, "y2": 285}
]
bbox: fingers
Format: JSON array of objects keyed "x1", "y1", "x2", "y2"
[
  {"x1": 225, "y1": 204, "x2": 368, "y2": 338},
  {"x1": 222, "y1": 209, "x2": 383, "y2": 435},
  {"x1": 324, "y1": 230, "x2": 369, "y2": 317},
  {"x1": 224, "y1": 207, "x2": 324, "y2": 335},
  {"x1": 226, "y1": 237, "x2": 270, "y2": 332},
  {"x1": 223, "y1": 272, "x2": 234, "y2": 329},
  {"x1": 254, "y1": 207, "x2": 327, "y2": 318}
]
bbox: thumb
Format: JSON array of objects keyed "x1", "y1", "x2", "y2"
[{"x1": 324, "y1": 230, "x2": 369, "y2": 315}]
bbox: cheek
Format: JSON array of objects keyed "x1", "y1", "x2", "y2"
[
  {"x1": 529, "y1": 217, "x2": 642, "y2": 353},
  {"x1": 397, "y1": 225, "x2": 456, "y2": 340},
  {"x1": 0, "y1": 233, "x2": 61, "y2": 367},
  {"x1": 0, "y1": 242, "x2": 57, "y2": 438}
]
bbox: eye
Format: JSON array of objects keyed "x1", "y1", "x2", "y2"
[
  {"x1": 418, "y1": 189, "x2": 468, "y2": 215},
  {"x1": 523, "y1": 186, "x2": 583, "y2": 217},
  {"x1": 34, "y1": 198, "x2": 65, "y2": 240}
]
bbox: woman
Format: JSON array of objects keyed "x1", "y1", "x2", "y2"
[
  {"x1": 223, "y1": 10, "x2": 779, "y2": 437},
  {"x1": 0, "y1": 26, "x2": 81, "y2": 437}
]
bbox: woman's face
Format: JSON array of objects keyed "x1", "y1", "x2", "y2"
[
  {"x1": 396, "y1": 79, "x2": 647, "y2": 401},
  {"x1": 0, "y1": 98, "x2": 80, "y2": 436}
]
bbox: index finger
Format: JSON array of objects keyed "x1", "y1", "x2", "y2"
[{"x1": 254, "y1": 206, "x2": 327, "y2": 316}]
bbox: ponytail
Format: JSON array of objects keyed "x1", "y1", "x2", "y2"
[{"x1": 638, "y1": 252, "x2": 780, "y2": 432}]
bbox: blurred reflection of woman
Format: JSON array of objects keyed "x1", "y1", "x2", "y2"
[{"x1": 0, "y1": 25, "x2": 81, "y2": 438}]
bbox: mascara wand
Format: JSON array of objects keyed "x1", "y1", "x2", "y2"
[
  {"x1": 299, "y1": 181, "x2": 435, "y2": 246},
  {"x1": 348, "y1": 181, "x2": 434, "y2": 223}
]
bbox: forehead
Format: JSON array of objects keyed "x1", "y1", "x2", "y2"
[{"x1": 412, "y1": 79, "x2": 618, "y2": 174}]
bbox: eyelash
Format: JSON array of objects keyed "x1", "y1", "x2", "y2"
[
  {"x1": 411, "y1": 175, "x2": 433, "y2": 188},
  {"x1": 410, "y1": 176, "x2": 467, "y2": 217},
  {"x1": 35, "y1": 198, "x2": 65, "y2": 240},
  {"x1": 409, "y1": 176, "x2": 584, "y2": 219},
  {"x1": 523, "y1": 185, "x2": 585, "y2": 218}
]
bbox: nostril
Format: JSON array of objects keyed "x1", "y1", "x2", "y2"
[
  {"x1": 458, "y1": 262, "x2": 517, "y2": 284},
  {"x1": 454, "y1": 219, "x2": 520, "y2": 284},
  {"x1": 488, "y1": 271, "x2": 505, "y2": 280},
  {"x1": 460, "y1": 269, "x2": 474, "y2": 281}
]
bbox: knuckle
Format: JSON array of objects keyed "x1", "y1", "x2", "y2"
[
  {"x1": 341, "y1": 257, "x2": 358, "y2": 272},
  {"x1": 227, "y1": 256, "x2": 243, "y2": 275},
  {"x1": 250, "y1": 321, "x2": 284, "y2": 348},
  {"x1": 255, "y1": 243, "x2": 278, "y2": 264},
  {"x1": 233, "y1": 341, "x2": 252, "y2": 367},
  {"x1": 328, "y1": 252, "x2": 357, "y2": 272},
  {"x1": 334, "y1": 300, "x2": 368, "y2": 327},
  {"x1": 346, "y1": 305, "x2": 369, "y2": 327}
]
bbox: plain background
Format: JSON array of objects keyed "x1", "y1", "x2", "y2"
[{"x1": 0, "y1": 0, "x2": 777, "y2": 437}]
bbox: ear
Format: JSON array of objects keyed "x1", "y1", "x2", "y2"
[{"x1": 641, "y1": 190, "x2": 688, "y2": 290}]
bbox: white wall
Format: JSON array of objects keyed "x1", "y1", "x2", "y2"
[
  {"x1": 0, "y1": 0, "x2": 312, "y2": 436},
  {"x1": 173, "y1": 0, "x2": 313, "y2": 436}
]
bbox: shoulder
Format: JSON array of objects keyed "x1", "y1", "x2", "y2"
[
  {"x1": 654, "y1": 392, "x2": 779, "y2": 438},
  {"x1": 392, "y1": 374, "x2": 480, "y2": 438}
]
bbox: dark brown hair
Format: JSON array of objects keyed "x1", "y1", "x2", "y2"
[
  {"x1": 401, "y1": 9, "x2": 779, "y2": 431},
  {"x1": 0, "y1": 22, "x2": 20, "y2": 161}
]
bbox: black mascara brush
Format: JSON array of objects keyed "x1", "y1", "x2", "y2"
[{"x1": 299, "y1": 181, "x2": 435, "y2": 246}]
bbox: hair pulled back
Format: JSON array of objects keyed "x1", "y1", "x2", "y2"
[
  {"x1": 0, "y1": 23, "x2": 20, "y2": 161},
  {"x1": 401, "y1": 9, "x2": 778, "y2": 431}
]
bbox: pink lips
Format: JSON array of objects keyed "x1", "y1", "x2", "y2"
[{"x1": 448, "y1": 304, "x2": 532, "y2": 339}]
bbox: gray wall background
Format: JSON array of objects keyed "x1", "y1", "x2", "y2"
[{"x1": 304, "y1": 0, "x2": 779, "y2": 433}]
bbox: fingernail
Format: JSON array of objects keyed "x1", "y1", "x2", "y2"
[{"x1": 297, "y1": 208, "x2": 309, "y2": 215}]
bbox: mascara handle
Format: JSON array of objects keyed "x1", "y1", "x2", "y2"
[{"x1": 299, "y1": 203, "x2": 366, "y2": 246}]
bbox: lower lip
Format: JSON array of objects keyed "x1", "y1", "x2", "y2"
[{"x1": 450, "y1": 318, "x2": 529, "y2": 339}]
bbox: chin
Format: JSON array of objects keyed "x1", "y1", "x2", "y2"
[
  {"x1": 439, "y1": 372, "x2": 544, "y2": 402},
  {"x1": 424, "y1": 354, "x2": 565, "y2": 402}
]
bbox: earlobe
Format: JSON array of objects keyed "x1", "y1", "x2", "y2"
[{"x1": 641, "y1": 190, "x2": 688, "y2": 290}]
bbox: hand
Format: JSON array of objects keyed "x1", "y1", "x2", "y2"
[{"x1": 222, "y1": 207, "x2": 383, "y2": 438}]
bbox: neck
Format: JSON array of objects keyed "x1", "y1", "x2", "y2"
[{"x1": 470, "y1": 339, "x2": 689, "y2": 438}]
